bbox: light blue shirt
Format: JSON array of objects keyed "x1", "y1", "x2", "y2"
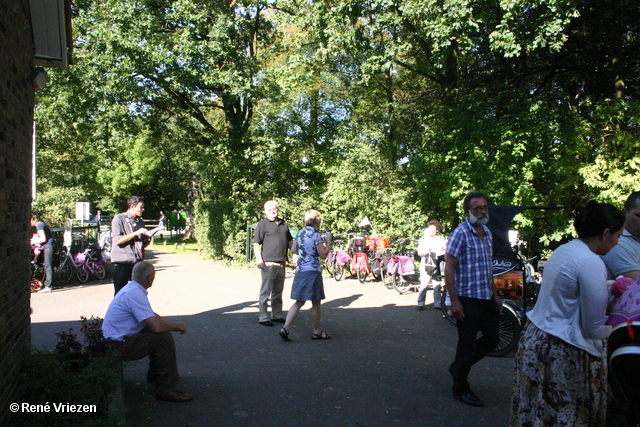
[
  {"x1": 102, "y1": 281, "x2": 155, "y2": 341},
  {"x1": 601, "y1": 229, "x2": 640, "y2": 279}
]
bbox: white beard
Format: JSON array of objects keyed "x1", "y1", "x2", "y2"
[{"x1": 469, "y1": 212, "x2": 489, "y2": 226}]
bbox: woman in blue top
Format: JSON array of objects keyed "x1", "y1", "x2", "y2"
[{"x1": 279, "y1": 210, "x2": 332, "y2": 341}]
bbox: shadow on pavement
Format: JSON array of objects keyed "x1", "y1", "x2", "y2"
[{"x1": 33, "y1": 302, "x2": 512, "y2": 427}]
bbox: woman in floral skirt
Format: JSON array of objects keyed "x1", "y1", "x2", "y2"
[{"x1": 509, "y1": 201, "x2": 625, "y2": 426}]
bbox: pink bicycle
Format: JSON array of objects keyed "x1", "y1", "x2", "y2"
[
  {"x1": 326, "y1": 236, "x2": 351, "y2": 281},
  {"x1": 75, "y1": 244, "x2": 106, "y2": 283}
]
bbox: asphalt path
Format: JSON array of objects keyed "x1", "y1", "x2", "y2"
[{"x1": 30, "y1": 249, "x2": 514, "y2": 427}]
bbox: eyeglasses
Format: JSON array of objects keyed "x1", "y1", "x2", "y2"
[{"x1": 470, "y1": 205, "x2": 489, "y2": 213}]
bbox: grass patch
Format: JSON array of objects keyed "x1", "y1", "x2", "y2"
[
  {"x1": 150, "y1": 236, "x2": 199, "y2": 255},
  {"x1": 149, "y1": 237, "x2": 254, "y2": 269}
]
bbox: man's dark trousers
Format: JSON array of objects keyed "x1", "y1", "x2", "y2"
[
  {"x1": 120, "y1": 326, "x2": 179, "y2": 394},
  {"x1": 113, "y1": 263, "x2": 135, "y2": 295},
  {"x1": 450, "y1": 296, "x2": 501, "y2": 395}
]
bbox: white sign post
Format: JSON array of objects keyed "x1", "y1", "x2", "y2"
[{"x1": 75, "y1": 202, "x2": 90, "y2": 225}]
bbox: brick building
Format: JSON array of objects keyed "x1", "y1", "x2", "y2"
[{"x1": 1, "y1": 0, "x2": 71, "y2": 423}]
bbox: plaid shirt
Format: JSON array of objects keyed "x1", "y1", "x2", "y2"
[{"x1": 446, "y1": 220, "x2": 493, "y2": 300}]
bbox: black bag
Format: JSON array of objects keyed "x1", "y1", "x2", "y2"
[
  {"x1": 424, "y1": 252, "x2": 439, "y2": 276},
  {"x1": 352, "y1": 237, "x2": 367, "y2": 253}
]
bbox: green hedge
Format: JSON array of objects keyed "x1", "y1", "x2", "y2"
[{"x1": 195, "y1": 199, "x2": 246, "y2": 261}]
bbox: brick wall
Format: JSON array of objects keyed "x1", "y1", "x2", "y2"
[{"x1": 0, "y1": 0, "x2": 36, "y2": 424}]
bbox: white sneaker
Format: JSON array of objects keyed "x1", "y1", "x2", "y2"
[{"x1": 38, "y1": 288, "x2": 52, "y2": 293}]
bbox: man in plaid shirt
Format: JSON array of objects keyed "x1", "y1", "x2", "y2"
[{"x1": 444, "y1": 190, "x2": 502, "y2": 407}]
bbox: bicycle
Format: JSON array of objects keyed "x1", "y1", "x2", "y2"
[
  {"x1": 349, "y1": 234, "x2": 370, "y2": 283},
  {"x1": 326, "y1": 235, "x2": 351, "y2": 281},
  {"x1": 75, "y1": 244, "x2": 106, "y2": 283},
  {"x1": 31, "y1": 244, "x2": 77, "y2": 291},
  {"x1": 387, "y1": 237, "x2": 421, "y2": 294},
  {"x1": 30, "y1": 249, "x2": 45, "y2": 291},
  {"x1": 52, "y1": 245, "x2": 76, "y2": 286},
  {"x1": 366, "y1": 235, "x2": 391, "y2": 285},
  {"x1": 440, "y1": 256, "x2": 541, "y2": 357}
]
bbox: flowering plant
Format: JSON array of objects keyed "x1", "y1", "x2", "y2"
[
  {"x1": 55, "y1": 316, "x2": 109, "y2": 372},
  {"x1": 18, "y1": 315, "x2": 119, "y2": 423},
  {"x1": 80, "y1": 315, "x2": 105, "y2": 349}
]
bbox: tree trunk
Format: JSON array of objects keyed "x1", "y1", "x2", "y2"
[{"x1": 182, "y1": 175, "x2": 198, "y2": 240}]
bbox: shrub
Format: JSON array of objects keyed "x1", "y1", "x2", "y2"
[{"x1": 12, "y1": 317, "x2": 121, "y2": 427}]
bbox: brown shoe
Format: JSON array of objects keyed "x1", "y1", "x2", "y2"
[{"x1": 156, "y1": 390, "x2": 193, "y2": 403}]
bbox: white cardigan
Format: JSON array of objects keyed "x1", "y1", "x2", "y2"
[{"x1": 528, "y1": 239, "x2": 611, "y2": 357}]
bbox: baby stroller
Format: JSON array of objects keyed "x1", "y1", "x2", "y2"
[{"x1": 608, "y1": 321, "x2": 640, "y2": 426}]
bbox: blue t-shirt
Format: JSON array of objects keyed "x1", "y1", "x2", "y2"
[
  {"x1": 296, "y1": 226, "x2": 323, "y2": 272},
  {"x1": 36, "y1": 221, "x2": 55, "y2": 245}
]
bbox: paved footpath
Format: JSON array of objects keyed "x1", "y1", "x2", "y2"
[{"x1": 31, "y1": 249, "x2": 514, "y2": 427}]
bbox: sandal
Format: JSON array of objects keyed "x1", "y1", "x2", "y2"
[
  {"x1": 279, "y1": 328, "x2": 291, "y2": 341},
  {"x1": 311, "y1": 331, "x2": 331, "y2": 340}
]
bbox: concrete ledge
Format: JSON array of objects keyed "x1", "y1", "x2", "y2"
[{"x1": 107, "y1": 363, "x2": 126, "y2": 425}]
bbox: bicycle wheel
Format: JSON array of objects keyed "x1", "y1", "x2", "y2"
[
  {"x1": 31, "y1": 279, "x2": 43, "y2": 291},
  {"x1": 32, "y1": 264, "x2": 45, "y2": 284},
  {"x1": 488, "y1": 307, "x2": 521, "y2": 357},
  {"x1": 441, "y1": 291, "x2": 456, "y2": 325},
  {"x1": 392, "y1": 268, "x2": 412, "y2": 294},
  {"x1": 94, "y1": 264, "x2": 106, "y2": 280},
  {"x1": 333, "y1": 263, "x2": 345, "y2": 281},
  {"x1": 53, "y1": 259, "x2": 73, "y2": 286},
  {"x1": 379, "y1": 267, "x2": 387, "y2": 287},
  {"x1": 323, "y1": 257, "x2": 333, "y2": 277},
  {"x1": 370, "y1": 258, "x2": 382, "y2": 281},
  {"x1": 383, "y1": 265, "x2": 393, "y2": 289},
  {"x1": 77, "y1": 265, "x2": 89, "y2": 283},
  {"x1": 357, "y1": 266, "x2": 366, "y2": 283}
]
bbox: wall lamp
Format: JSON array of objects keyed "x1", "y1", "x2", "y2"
[{"x1": 31, "y1": 67, "x2": 49, "y2": 91}]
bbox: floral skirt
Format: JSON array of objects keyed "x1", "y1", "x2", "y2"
[{"x1": 509, "y1": 323, "x2": 607, "y2": 427}]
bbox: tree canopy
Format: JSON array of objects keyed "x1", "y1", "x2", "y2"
[{"x1": 33, "y1": 0, "x2": 640, "y2": 259}]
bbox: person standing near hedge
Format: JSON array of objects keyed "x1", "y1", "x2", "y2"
[{"x1": 253, "y1": 200, "x2": 293, "y2": 326}]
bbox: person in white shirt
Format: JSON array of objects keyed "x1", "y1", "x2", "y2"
[
  {"x1": 416, "y1": 220, "x2": 446, "y2": 310},
  {"x1": 510, "y1": 201, "x2": 625, "y2": 426}
]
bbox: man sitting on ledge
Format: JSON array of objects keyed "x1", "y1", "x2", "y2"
[{"x1": 102, "y1": 261, "x2": 192, "y2": 402}]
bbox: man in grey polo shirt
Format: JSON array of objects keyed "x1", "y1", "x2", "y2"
[
  {"x1": 111, "y1": 196, "x2": 149, "y2": 295},
  {"x1": 603, "y1": 191, "x2": 640, "y2": 280},
  {"x1": 253, "y1": 200, "x2": 293, "y2": 327}
]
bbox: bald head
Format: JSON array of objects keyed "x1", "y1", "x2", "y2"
[
  {"x1": 132, "y1": 261, "x2": 155, "y2": 288},
  {"x1": 264, "y1": 200, "x2": 279, "y2": 221}
]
